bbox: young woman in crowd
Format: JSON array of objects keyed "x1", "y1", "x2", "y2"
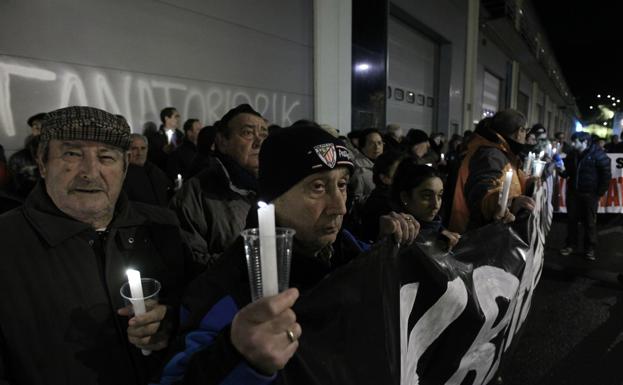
[{"x1": 391, "y1": 160, "x2": 461, "y2": 250}]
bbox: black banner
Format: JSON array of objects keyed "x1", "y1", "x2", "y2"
[{"x1": 289, "y1": 181, "x2": 552, "y2": 385}]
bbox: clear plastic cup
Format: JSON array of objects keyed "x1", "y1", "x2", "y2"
[
  {"x1": 119, "y1": 278, "x2": 161, "y2": 356},
  {"x1": 119, "y1": 278, "x2": 161, "y2": 314},
  {"x1": 532, "y1": 160, "x2": 547, "y2": 177},
  {"x1": 241, "y1": 227, "x2": 296, "y2": 302}
]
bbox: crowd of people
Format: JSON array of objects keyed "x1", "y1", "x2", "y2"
[{"x1": 0, "y1": 104, "x2": 612, "y2": 384}]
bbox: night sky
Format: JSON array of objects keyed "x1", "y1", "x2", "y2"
[{"x1": 532, "y1": 1, "x2": 623, "y2": 120}]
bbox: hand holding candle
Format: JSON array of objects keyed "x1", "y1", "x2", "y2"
[{"x1": 122, "y1": 269, "x2": 162, "y2": 356}]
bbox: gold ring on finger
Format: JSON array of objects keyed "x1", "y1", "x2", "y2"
[{"x1": 286, "y1": 329, "x2": 296, "y2": 343}]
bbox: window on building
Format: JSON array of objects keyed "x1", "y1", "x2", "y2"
[{"x1": 482, "y1": 71, "x2": 501, "y2": 118}]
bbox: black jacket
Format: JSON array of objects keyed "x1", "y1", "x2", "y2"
[
  {"x1": 359, "y1": 185, "x2": 393, "y2": 242},
  {"x1": 147, "y1": 128, "x2": 185, "y2": 171},
  {"x1": 562, "y1": 144, "x2": 611, "y2": 196},
  {"x1": 166, "y1": 139, "x2": 197, "y2": 181},
  {"x1": 0, "y1": 183, "x2": 193, "y2": 385},
  {"x1": 123, "y1": 162, "x2": 172, "y2": 207}
]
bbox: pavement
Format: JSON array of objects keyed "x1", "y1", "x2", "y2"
[{"x1": 498, "y1": 213, "x2": 623, "y2": 385}]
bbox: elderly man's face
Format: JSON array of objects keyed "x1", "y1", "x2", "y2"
[
  {"x1": 129, "y1": 137, "x2": 148, "y2": 166},
  {"x1": 274, "y1": 167, "x2": 349, "y2": 254},
  {"x1": 39, "y1": 140, "x2": 128, "y2": 228},
  {"x1": 217, "y1": 113, "x2": 267, "y2": 176}
]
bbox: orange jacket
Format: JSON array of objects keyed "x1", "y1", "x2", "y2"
[{"x1": 449, "y1": 131, "x2": 527, "y2": 233}]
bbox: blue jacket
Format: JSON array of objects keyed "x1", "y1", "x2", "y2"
[{"x1": 562, "y1": 144, "x2": 611, "y2": 196}]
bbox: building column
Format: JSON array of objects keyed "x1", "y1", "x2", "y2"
[
  {"x1": 314, "y1": 0, "x2": 352, "y2": 133},
  {"x1": 508, "y1": 60, "x2": 519, "y2": 109},
  {"x1": 529, "y1": 81, "x2": 539, "y2": 126},
  {"x1": 462, "y1": 0, "x2": 479, "y2": 133}
]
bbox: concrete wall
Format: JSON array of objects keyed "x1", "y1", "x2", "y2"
[
  {"x1": 0, "y1": 0, "x2": 313, "y2": 153},
  {"x1": 390, "y1": 0, "x2": 467, "y2": 134}
]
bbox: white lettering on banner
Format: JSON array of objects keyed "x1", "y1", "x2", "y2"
[
  {"x1": 557, "y1": 154, "x2": 623, "y2": 213},
  {"x1": 400, "y1": 184, "x2": 550, "y2": 385},
  {"x1": 401, "y1": 279, "x2": 468, "y2": 384},
  {"x1": 0, "y1": 56, "x2": 306, "y2": 145},
  {"x1": 0, "y1": 62, "x2": 56, "y2": 136},
  {"x1": 446, "y1": 267, "x2": 519, "y2": 385}
]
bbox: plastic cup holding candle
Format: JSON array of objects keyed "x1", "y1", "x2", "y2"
[
  {"x1": 120, "y1": 270, "x2": 161, "y2": 356},
  {"x1": 241, "y1": 227, "x2": 296, "y2": 302}
]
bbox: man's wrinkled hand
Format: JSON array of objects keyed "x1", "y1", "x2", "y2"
[
  {"x1": 118, "y1": 303, "x2": 169, "y2": 351},
  {"x1": 231, "y1": 288, "x2": 301, "y2": 375}
]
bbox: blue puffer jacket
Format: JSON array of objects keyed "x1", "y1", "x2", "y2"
[{"x1": 562, "y1": 143, "x2": 611, "y2": 195}]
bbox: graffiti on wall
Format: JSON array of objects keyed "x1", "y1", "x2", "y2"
[{"x1": 0, "y1": 55, "x2": 309, "y2": 151}]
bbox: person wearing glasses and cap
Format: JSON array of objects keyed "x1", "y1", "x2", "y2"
[{"x1": 159, "y1": 123, "x2": 418, "y2": 385}]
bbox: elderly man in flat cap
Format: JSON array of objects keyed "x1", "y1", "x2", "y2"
[
  {"x1": 158, "y1": 123, "x2": 418, "y2": 385},
  {"x1": 0, "y1": 106, "x2": 192, "y2": 385}
]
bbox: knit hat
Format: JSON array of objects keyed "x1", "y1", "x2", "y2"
[
  {"x1": 41, "y1": 106, "x2": 131, "y2": 150},
  {"x1": 405, "y1": 129, "x2": 429, "y2": 146},
  {"x1": 259, "y1": 124, "x2": 354, "y2": 202}
]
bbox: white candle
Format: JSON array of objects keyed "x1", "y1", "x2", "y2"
[
  {"x1": 441, "y1": 153, "x2": 445, "y2": 161},
  {"x1": 523, "y1": 152, "x2": 533, "y2": 175},
  {"x1": 175, "y1": 173, "x2": 183, "y2": 189},
  {"x1": 165, "y1": 129, "x2": 174, "y2": 144},
  {"x1": 126, "y1": 269, "x2": 146, "y2": 315},
  {"x1": 126, "y1": 269, "x2": 150, "y2": 355},
  {"x1": 498, "y1": 169, "x2": 514, "y2": 218},
  {"x1": 257, "y1": 201, "x2": 278, "y2": 297}
]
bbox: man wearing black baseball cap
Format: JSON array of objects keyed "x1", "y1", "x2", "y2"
[
  {"x1": 0, "y1": 106, "x2": 190, "y2": 385},
  {"x1": 159, "y1": 123, "x2": 418, "y2": 384}
]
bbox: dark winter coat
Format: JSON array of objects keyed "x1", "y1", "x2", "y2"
[
  {"x1": 0, "y1": 183, "x2": 192, "y2": 385},
  {"x1": 166, "y1": 139, "x2": 198, "y2": 181},
  {"x1": 562, "y1": 143, "x2": 611, "y2": 196},
  {"x1": 169, "y1": 154, "x2": 257, "y2": 268},
  {"x1": 123, "y1": 161, "x2": 171, "y2": 207}
]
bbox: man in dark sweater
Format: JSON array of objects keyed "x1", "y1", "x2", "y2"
[{"x1": 123, "y1": 133, "x2": 171, "y2": 206}]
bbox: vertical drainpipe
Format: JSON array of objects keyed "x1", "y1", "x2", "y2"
[{"x1": 462, "y1": 0, "x2": 479, "y2": 133}]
